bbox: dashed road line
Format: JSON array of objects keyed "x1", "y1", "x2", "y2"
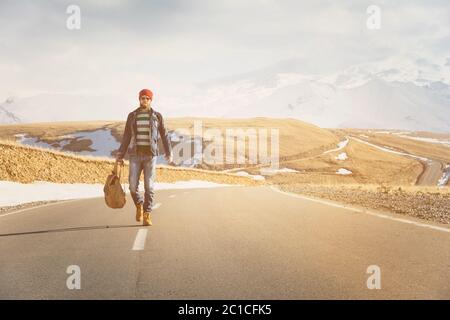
[
  {"x1": 132, "y1": 229, "x2": 148, "y2": 251},
  {"x1": 152, "y1": 203, "x2": 161, "y2": 210}
]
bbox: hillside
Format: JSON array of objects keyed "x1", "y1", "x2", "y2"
[
  {"x1": 1, "y1": 118, "x2": 449, "y2": 187},
  {"x1": 0, "y1": 139, "x2": 262, "y2": 186},
  {"x1": 0, "y1": 117, "x2": 341, "y2": 168}
]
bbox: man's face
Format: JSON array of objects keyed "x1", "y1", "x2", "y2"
[{"x1": 139, "y1": 95, "x2": 152, "y2": 108}]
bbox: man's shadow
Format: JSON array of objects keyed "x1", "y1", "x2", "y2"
[{"x1": 0, "y1": 224, "x2": 142, "y2": 237}]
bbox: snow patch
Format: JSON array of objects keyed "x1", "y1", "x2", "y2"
[
  {"x1": 259, "y1": 167, "x2": 300, "y2": 175},
  {"x1": 324, "y1": 138, "x2": 349, "y2": 154},
  {"x1": 336, "y1": 168, "x2": 352, "y2": 175},
  {"x1": 13, "y1": 129, "x2": 203, "y2": 168},
  {"x1": 70, "y1": 129, "x2": 121, "y2": 157},
  {"x1": 235, "y1": 171, "x2": 265, "y2": 181},
  {"x1": 0, "y1": 180, "x2": 240, "y2": 208},
  {"x1": 14, "y1": 129, "x2": 120, "y2": 158},
  {"x1": 335, "y1": 152, "x2": 348, "y2": 161},
  {"x1": 378, "y1": 131, "x2": 450, "y2": 147},
  {"x1": 438, "y1": 165, "x2": 450, "y2": 187},
  {"x1": 397, "y1": 135, "x2": 450, "y2": 147}
]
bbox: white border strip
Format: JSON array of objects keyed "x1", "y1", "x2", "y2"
[
  {"x1": 269, "y1": 186, "x2": 450, "y2": 234},
  {"x1": 0, "y1": 199, "x2": 80, "y2": 218},
  {"x1": 1, "y1": 200, "x2": 162, "y2": 219}
]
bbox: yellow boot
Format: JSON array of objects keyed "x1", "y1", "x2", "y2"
[
  {"x1": 136, "y1": 203, "x2": 143, "y2": 222},
  {"x1": 143, "y1": 212, "x2": 152, "y2": 226}
]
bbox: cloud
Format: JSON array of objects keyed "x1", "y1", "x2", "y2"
[{"x1": 0, "y1": 0, "x2": 449, "y2": 100}]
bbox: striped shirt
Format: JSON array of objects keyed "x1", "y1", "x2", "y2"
[{"x1": 136, "y1": 107, "x2": 152, "y2": 155}]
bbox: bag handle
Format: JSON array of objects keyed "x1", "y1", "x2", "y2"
[{"x1": 113, "y1": 161, "x2": 126, "y2": 191}]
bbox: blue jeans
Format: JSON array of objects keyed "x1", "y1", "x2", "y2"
[{"x1": 128, "y1": 154, "x2": 157, "y2": 212}]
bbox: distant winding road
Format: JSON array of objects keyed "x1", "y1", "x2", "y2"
[
  {"x1": 416, "y1": 160, "x2": 446, "y2": 186},
  {"x1": 349, "y1": 136, "x2": 445, "y2": 186}
]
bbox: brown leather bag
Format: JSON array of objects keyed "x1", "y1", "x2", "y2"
[{"x1": 103, "y1": 162, "x2": 126, "y2": 209}]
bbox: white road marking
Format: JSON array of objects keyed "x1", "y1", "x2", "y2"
[
  {"x1": 270, "y1": 186, "x2": 450, "y2": 234},
  {"x1": 1, "y1": 200, "x2": 162, "y2": 219},
  {"x1": 0, "y1": 199, "x2": 80, "y2": 218},
  {"x1": 323, "y1": 137, "x2": 349, "y2": 154},
  {"x1": 152, "y1": 203, "x2": 161, "y2": 210},
  {"x1": 350, "y1": 136, "x2": 429, "y2": 161},
  {"x1": 132, "y1": 229, "x2": 148, "y2": 251}
]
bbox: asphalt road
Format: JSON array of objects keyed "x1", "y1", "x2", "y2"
[
  {"x1": 417, "y1": 160, "x2": 446, "y2": 186},
  {"x1": 0, "y1": 186, "x2": 449, "y2": 299}
]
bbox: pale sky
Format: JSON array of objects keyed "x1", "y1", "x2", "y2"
[{"x1": 1, "y1": 0, "x2": 449, "y2": 101}]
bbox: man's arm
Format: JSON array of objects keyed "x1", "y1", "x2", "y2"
[
  {"x1": 157, "y1": 112, "x2": 172, "y2": 159},
  {"x1": 116, "y1": 114, "x2": 132, "y2": 161}
]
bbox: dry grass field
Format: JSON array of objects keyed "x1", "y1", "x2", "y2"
[
  {"x1": 338, "y1": 129, "x2": 450, "y2": 163},
  {"x1": 0, "y1": 139, "x2": 262, "y2": 186},
  {"x1": 1, "y1": 119, "x2": 448, "y2": 187},
  {"x1": 248, "y1": 137, "x2": 423, "y2": 186},
  {"x1": 117, "y1": 117, "x2": 341, "y2": 170},
  {"x1": 165, "y1": 117, "x2": 340, "y2": 160},
  {"x1": 1, "y1": 119, "x2": 448, "y2": 222},
  {"x1": 0, "y1": 118, "x2": 340, "y2": 167}
]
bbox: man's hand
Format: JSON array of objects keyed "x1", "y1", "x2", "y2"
[{"x1": 165, "y1": 154, "x2": 174, "y2": 165}]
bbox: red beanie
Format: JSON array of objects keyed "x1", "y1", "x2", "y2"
[{"x1": 139, "y1": 89, "x2": 153, "y2": 99}]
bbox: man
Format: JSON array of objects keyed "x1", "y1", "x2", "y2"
[{"x1": 116, "y1": 88, "x2": 173, "y2": 226}]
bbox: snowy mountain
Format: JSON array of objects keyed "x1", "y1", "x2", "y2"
[
  {"x1": 0, "y1": 94, "x2": 134, "y2": 123},
  {"x1": 2, "y1": 56, "x2": 450, "y2": 132},
  {"x1": 192, "y1": 58, "x2": 450, "y2": 132},
  {"x1": 222, "y1": 77, "x2": 450, "y2": 132},
  {"x1": 0, "y1": 98, "x2": 21, "y2": 124}
]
